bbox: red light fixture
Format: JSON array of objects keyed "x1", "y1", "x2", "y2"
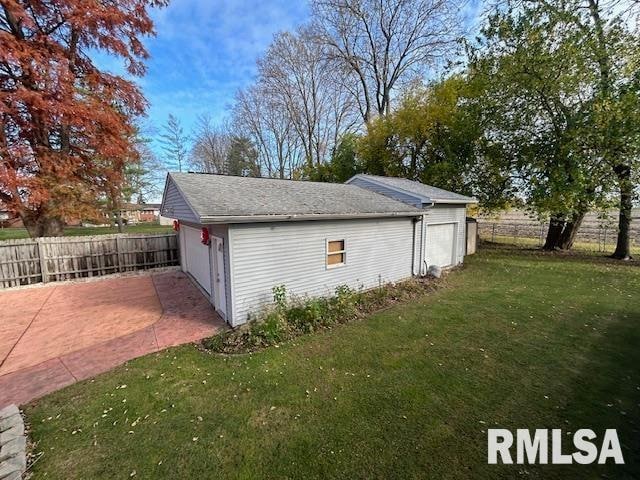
[
  {"x1": 172, "y1": 220, "x2": 180, "y2": 231},
  {"x1": 200, "y1": 227, "x2": 210, "y2": 245}
]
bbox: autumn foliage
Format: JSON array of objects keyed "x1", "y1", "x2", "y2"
[{"x1": 0, "y1": 0, "x2": 166, "y2": 236}]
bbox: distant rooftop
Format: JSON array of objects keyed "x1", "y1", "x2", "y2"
[{"x1": 121, "y1": 203, "x2": 161, "y2": 210}]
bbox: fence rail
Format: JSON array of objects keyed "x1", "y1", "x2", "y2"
[
  {"x1": 0, "y1": 233, "x2": 179, "y2": 289},
  {"x1": 478, "y1": 221, "x2": 639, "y2": 253}
]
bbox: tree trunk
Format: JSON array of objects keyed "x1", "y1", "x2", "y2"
[
  {"x1": 558, "y1": 211, "x2": 586, "y2": 250},
  {"x1": 543, "y1": 215, "x2": 565, "y2": 250},
  {"x1": 115, "y1": 210, "x2": 124, "y2": 234},
  {"x1": 612, "y1": 164, "x2": 633, "y2": 260},
  {"x1": 22, "y1": 212, "x2": 64, "y2": 238},
  {"x1": 409, "y1": 150, "x2": 418, "y2": 180}
]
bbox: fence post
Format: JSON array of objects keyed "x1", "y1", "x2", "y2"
[
  {"x1": 0, "y1": 233, "x2": 178, "y2": 289},
  {"x1": 539, "y1": 224, "x2": 544, "y2": 247},
  {"x1": 116, "y1": 234, "x2": 123, "y2": 272},
  {"x1": 599, "y1": 226, "x2": 603, "y2": 252},
  {"x1": 36, "y1": 238, "x2": 48, "y2": 284}
]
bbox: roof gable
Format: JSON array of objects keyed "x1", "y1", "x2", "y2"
[{"x1": 160, "y1": 174, "x2": 199, "y2": 223}]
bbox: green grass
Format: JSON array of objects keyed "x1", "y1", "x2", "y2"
[
  {"x1": 0, "y1": 224, "x2": 172, "y2": 240},
  {"x1": 25, "y1": 247, "x2": 640, "y2": 479}
]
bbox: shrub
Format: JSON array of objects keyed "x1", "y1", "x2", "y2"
[
  {"x1": 201, "y1": 333, "x2": 225, "y2": 351},
  {"x1": 202, "y1": 276, "x2": 444, "y2": 354},
  {"x1": 203, "y1": 309, "x2": 291, "y2": 354},
  {"x1": 248, "y1": 310, "x2": 290, "y2": 346},
  {"x1": 328, "y1": 285, "x2": 359, "y2": 321},
  {"x1": 284, "y1": 298, "x2": 329, "y2": 333},
  {"x1": 272, "y1": 285, "x2": 287, "y2": 310}
]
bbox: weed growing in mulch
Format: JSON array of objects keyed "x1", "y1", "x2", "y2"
[{"x1": 202, "y1": 275, "x2": 446, "y2": 354}]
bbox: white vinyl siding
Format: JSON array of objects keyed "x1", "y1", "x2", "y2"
[
  {"x1": 229, "y1": 218, "x2": 415, "y2": 325},
  {"x1": 161, "y1": 178, "x2": 199, "y2": 223},
  {"x1": 182, "y1": 225, "x2": 212, "y2": 294}
]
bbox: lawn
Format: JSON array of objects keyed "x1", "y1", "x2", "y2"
[
  {"x1": 483, "y1": 233, "x2": 640, "y2": 255},
  {"x1": 25, "y1": 247, "x2": 640, "y2": 479},
  {"x1": 0, "y1": 224, "x2": 172, "y2": 240}
]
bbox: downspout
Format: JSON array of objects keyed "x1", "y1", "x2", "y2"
[
  {"x1": 420, "y1": 214, "x2": 427, "y2": 276},
  {"x1": 411, "y1": 217, "x2": 420, "y2": 276},
  {"x1": 419, "y1": 203, "x2": 435, "y2": 276}
]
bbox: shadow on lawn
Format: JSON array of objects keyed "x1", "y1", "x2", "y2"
[
  {"x1": 480, "y1": 241, "x2": 639, "y2": 267},
  {"x1": 521, "y1": 305, "x2": 640, "y2": 479},
  {"x1": 564, "y1": 310, "x2": 640, "y2": 478}
]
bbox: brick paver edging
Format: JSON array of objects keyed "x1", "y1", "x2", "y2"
[{"x1": 0, "y1": 404, "x2": 26, "y2": 479}]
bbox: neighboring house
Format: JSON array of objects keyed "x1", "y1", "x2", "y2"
[
  {"x1": 117, "y1": 203, "x2": 161, "y2": 224},
  {"x1": 161, "y1": 173, "x2": 476, "y2": 326},
  {"x1": 0, "y1": 210, "x2": 23, "y2": 228},
  {"x1": 0, "y1": 211, "x2": 81, "y2": 228}
]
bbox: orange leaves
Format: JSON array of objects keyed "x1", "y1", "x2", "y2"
[{"x1": 0, "y1": 0, "x2": 165, "y2": 228}]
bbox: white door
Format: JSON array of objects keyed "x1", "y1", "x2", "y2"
[
  {"x1": 426, "y1": 223, "x2": 456, "y2": 268},
  {"x1": 211, "y1": 236, "x2": 227, "y2": 316},
  {"x1": 182, "y1": 226, "x2": 212, "y2": 294}
]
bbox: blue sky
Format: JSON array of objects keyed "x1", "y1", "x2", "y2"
[
  {"x1": 94, "y1": 0, "x2": 310, "y2": 141},
  {"x1": 92, "y1": 0, "x2": 482, "y2": 177},
  {"x1": 94, "y1": 0, "x2": 482, "y2": 136}
]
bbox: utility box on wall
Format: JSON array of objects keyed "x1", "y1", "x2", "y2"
[{"x1": 466, "y1": 218, "x2": 477, "y2": 255}]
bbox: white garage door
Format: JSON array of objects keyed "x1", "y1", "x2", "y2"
[
  {"x1": 182, "y1": 226, "x2": 212, "y2": 294},
  {"x1": 426, "y1": 223, "x2": 456, "y2": 268}
]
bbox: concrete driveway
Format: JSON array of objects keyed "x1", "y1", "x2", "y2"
[{"x1": 0, "y1": 271, "x2": 226, "y2": 408}]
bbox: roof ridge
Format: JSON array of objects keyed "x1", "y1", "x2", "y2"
[{"x1": 171, "y1": 172, "x2": 358, "y2": 188}]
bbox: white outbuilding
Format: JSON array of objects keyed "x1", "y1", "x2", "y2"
[{"x1": 161, "y1": 173, "x2": 476, "y2": 326}]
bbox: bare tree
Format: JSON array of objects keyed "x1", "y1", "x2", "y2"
[
  {"x1": 128, "y1": 140, "x2": 164, "y2": 203},
  {"x1": 232, "y1": 85, "x2": 303, "y2": 178},
  {"x1": 259, "y1": 27, "x2": 359, "y2": 170},
  {"x1": 229, "y1": 0, "x2": 462, "y2": 176},
  {"x1": 190, "y1": 115, "x2": 231, "y2": 173},
  {"x1": 311, "y1": 0, "x2": 464, "y2": 122}
]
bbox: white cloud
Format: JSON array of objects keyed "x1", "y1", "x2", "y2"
[{"x1": 138, "y1": 0, "x2": 309, "y2": 153}]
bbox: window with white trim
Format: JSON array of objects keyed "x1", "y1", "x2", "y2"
[{"x1": 326, "y1": 239, "x2": 346, "y2": 268}]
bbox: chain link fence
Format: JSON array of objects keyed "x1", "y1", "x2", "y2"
[{"x1": 477, "y1": 221, "x2": 639, "y2": 254}]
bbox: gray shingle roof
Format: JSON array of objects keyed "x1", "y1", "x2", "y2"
[
  {"x1": 352, "y1": 174, "x2": 477, "y2": 204},
  {"x1": 168, "y1": 173, "x2": 421, "y2": 221}
]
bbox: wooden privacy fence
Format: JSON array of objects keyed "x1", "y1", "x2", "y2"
[{"x1": 0, "y1": 233, "x2": 179, "y2": 289}]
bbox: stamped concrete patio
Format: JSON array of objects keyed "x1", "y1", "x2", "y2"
[{"x1": 0, "y1": 271, "x2": 226, "y2": 408}]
